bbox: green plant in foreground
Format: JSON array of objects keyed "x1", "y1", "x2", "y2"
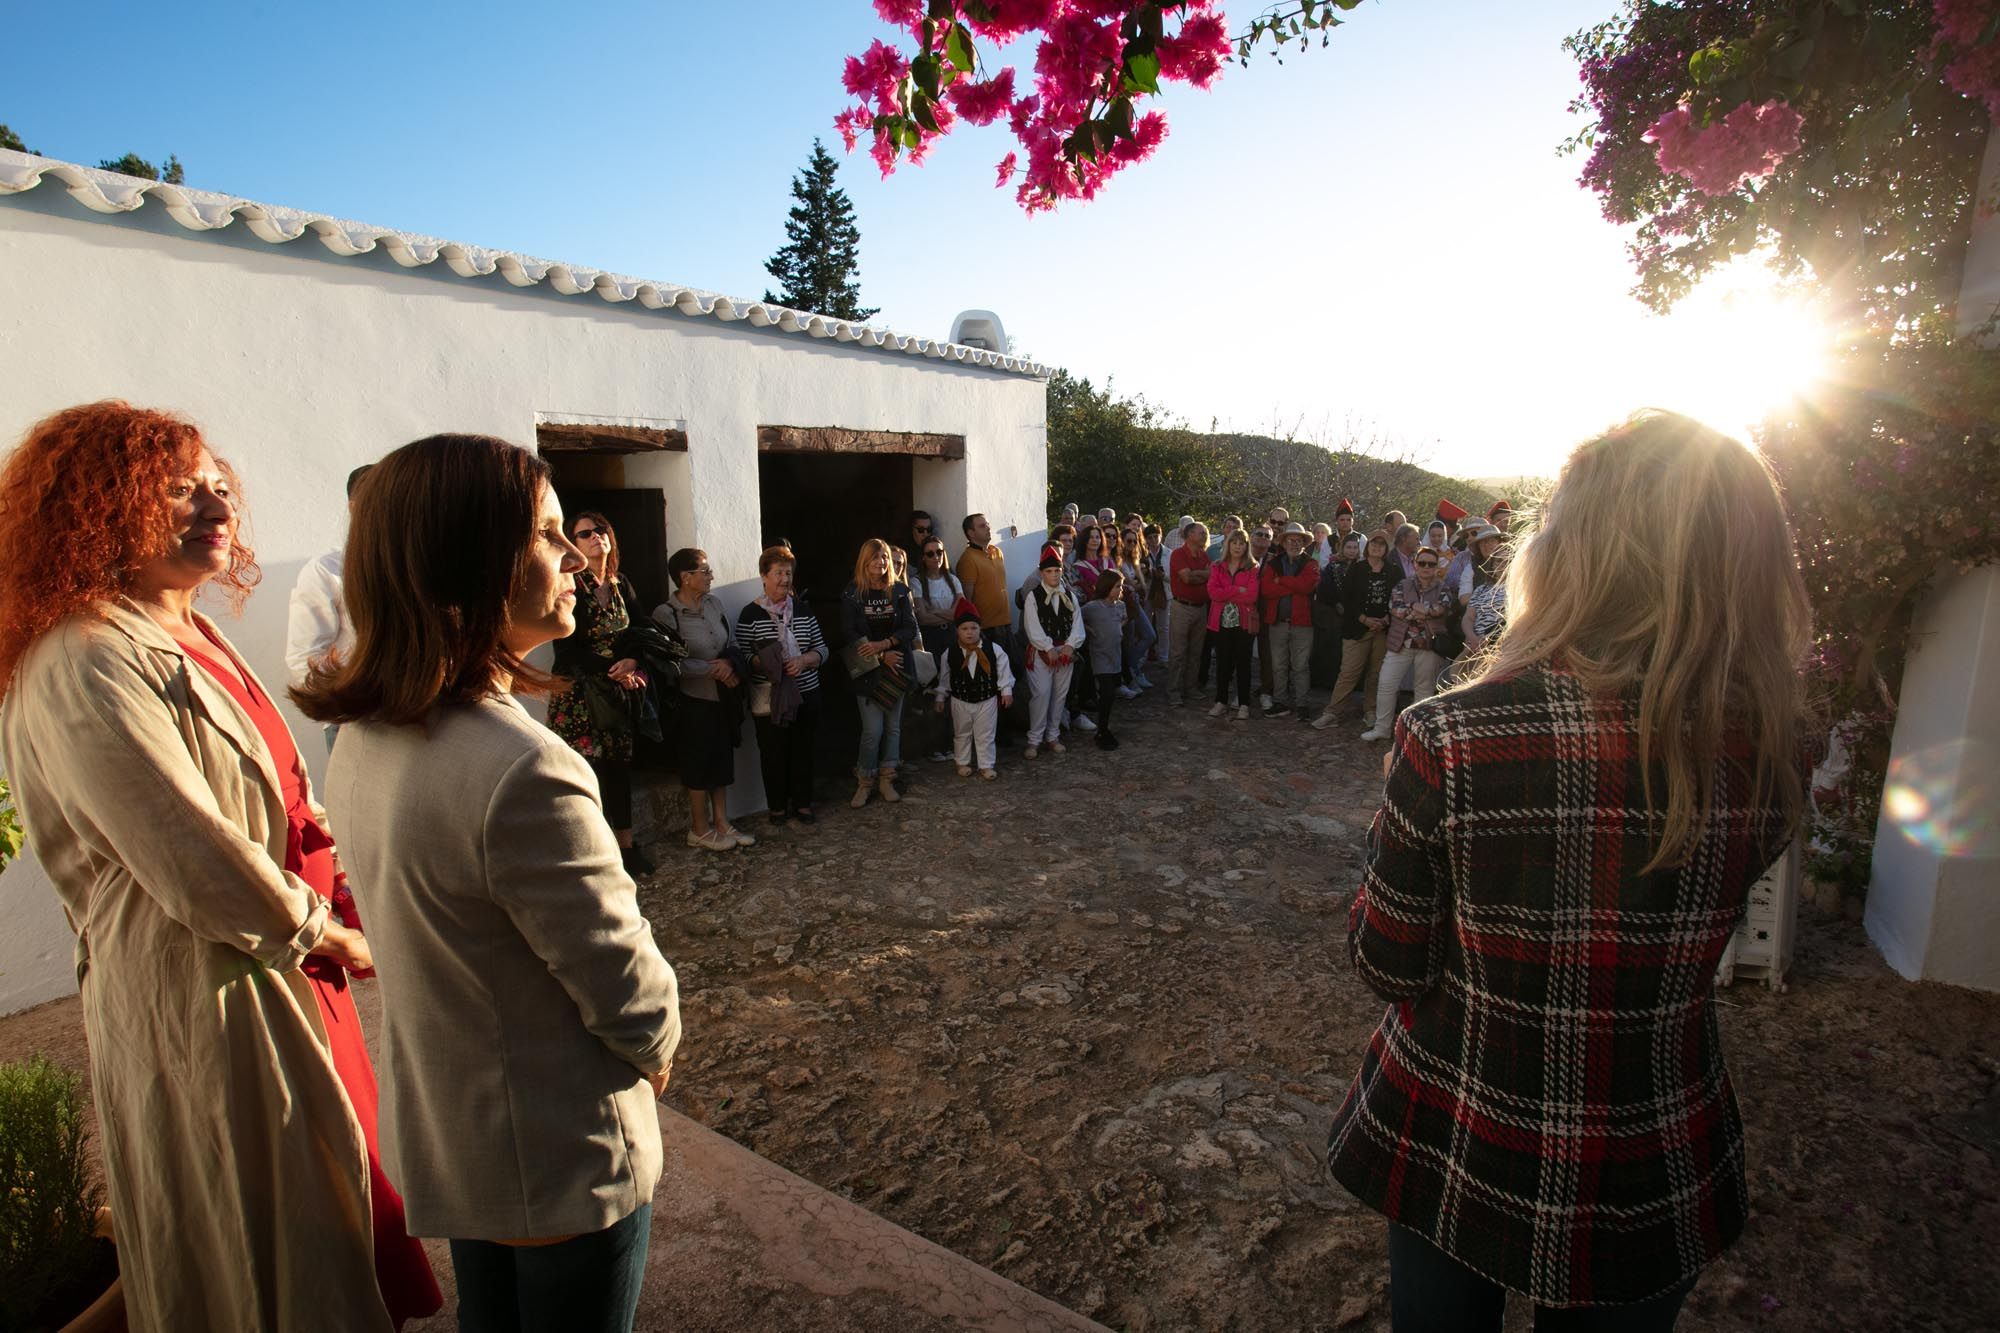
[
  {"x1": 0, "y1": 1055, "x2": 101, "y2": 1330},
  {"x1": 0, "y1": 776, "x2": 23, "y2": 873}
]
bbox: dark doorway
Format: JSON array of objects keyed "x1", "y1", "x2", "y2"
[
  {"x1": 546, "y1": 467, "x2": 670, "y2": 614},
  {"x1": 757, "y1": 451, "x2": 916, "y2": 791}
]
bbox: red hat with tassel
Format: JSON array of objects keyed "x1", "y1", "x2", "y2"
[
  {"x1": 1334, "y1": 497, "x2": 1354, "y2": 516},
  {"x1": 1434, "y1": 498, "x2": 1468, "y2": 524}
]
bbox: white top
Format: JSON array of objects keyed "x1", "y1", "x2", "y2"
[{"x1": 284, "y1": 547, "x2": 351, "y2": 689}]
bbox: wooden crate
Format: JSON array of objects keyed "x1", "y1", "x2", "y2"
[{"x1": 1716, "y1": 843, "x2": 1801, "y2": 992}]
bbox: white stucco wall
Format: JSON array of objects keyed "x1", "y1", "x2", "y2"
[{"x1": 0, "y1": 189, "x2": 1047, "y2": 1014}]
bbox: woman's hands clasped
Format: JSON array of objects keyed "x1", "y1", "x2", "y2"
[{"x1": 314, "y1": 920, "x2": 375, "y2": 977}]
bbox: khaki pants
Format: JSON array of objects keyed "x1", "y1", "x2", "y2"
[
  {"x1": 1320, "y1": 632, "x2": 1387, "y2": 720},
  {"x1": 1267, "y1": 621, "x2": 1314, "y2": 710},
  {"x1": 1165, "y1": 601, "x2": 1208, "y2": 700}
]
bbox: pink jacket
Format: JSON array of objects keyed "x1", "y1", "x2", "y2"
[{"x1": 1207, "y1": 563, "x2": 1262, "y2": 634}]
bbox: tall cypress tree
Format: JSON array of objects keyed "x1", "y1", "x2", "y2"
[{"x1": 763, "y1": 138, "x2": 878, "y2": 321}]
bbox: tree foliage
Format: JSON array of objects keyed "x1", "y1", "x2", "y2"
[
  {"x1": 763, "y1": 138, "x2": 878, "y2": 321},
  {"x1": 1045, "y1": 370, "x2": 1492, "y2": 528},
  {"x1": 1565, "y1": 1, "x2": 1988, "y2": 342},
  {"x1": 97, "y1": 152, "x2": 186, "y2": 185},
  {"x1": 0, "y1": 124, "x2": 33, "y2": 154}
]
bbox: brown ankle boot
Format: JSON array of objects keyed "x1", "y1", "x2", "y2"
[
  {"x1": 877, "y1": 766, "x2": 901, "y2": 803},
  {"x1": 850, "y1": 773, "x2": 872, "y2": 808}
]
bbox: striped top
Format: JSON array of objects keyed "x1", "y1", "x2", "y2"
[{"x1": 734, "y1": 599, "x2": 828, "y2": 695}]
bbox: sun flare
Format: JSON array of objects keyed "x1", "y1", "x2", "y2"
[{"x1": 1638, "y1": 266, "x2": 1832, "y2": 439}]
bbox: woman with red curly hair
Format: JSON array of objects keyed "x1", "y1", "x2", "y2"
[{"x1": 0, "y1": 402, "x2": 437, "y2": 1331}]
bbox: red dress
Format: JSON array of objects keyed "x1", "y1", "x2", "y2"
[{"x1": 186, "y1": 634, "x2": 442, "y2": 1328}]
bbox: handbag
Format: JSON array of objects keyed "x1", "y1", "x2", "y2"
[
  {"x1": 841, "y1": 638, "x2": 881, "y2": 679},
  {"x1": 912, "y1": 645, "x2": 938, "y2": 688},
  {"x1": 749, "y1": 680, "x2": 774, "y2": 717}
]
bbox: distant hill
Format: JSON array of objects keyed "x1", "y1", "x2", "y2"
[{"x1": 1202, "y1": 431, "x2": 1503, "y2": 532}]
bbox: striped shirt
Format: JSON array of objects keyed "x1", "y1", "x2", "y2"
[{"x1": 734, "y1": 599, "x2": 828, "y2": 695}]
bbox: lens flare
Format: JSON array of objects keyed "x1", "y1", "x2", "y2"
[{"x1": 1881, "y1": 740, "x2": 2000, "y2": 860}]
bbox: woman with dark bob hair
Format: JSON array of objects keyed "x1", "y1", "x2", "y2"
[
  {"x1": 1327, "y1": 412, "x2": 1813, "y2": 1331},
  {"x1": 294, "y1": 435, "x2": 680, "y2": 1333},
  {"x1": 0, "y1": 401, "x2": 435, "y2": 1330}
]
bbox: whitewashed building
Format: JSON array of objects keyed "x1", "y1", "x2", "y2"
[{"x1": 0, "y1": 150, "x2": 1049, "y2": 1013}]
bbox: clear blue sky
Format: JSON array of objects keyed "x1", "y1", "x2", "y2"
[{"x1": 6, "y1": 0, "x2": 1771, "y2": 481}]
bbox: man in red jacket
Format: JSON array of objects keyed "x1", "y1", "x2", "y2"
[
  {"x1": 1261, "y1": 522, "x2": 1320, "y2": 719},
  {"x1": 1163, "y1": 520, "x2": 1211, "y2": 707}
]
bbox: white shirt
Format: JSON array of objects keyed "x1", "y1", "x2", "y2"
[{"x1": 285, "y1": 547, "x2": 351, "y2": 688}]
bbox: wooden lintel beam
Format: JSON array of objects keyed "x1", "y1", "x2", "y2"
[
  {"x1": 757, "y1": 425, "x2": 965, "y2": 459},
  {"x1": 536, "y1": 423, "x2": 688, "y2": 454}
]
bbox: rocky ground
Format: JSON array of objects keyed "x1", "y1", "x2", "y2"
[
  {"x1": 5, "y1": 680, "x2": 1996, "y2": 1332},
  {"x1": 634, "y1": 683, "x2": 2000, "y2": 1333}
]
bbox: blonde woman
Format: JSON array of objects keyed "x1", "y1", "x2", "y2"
[
  {"x1": 839, "y1": 537, "x2": 919, "y2": 807},
  {"x1": 1327, "y1": 413, "x2": 1812, "y2": 1330}
]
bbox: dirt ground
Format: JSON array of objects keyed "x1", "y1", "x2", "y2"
[
  {"x1": 637, "y1": 685, "x2": 2000, "y2": 1333},
  {"x1": 5, "y1": 683, "x2": 1997, "y2": 1332}
]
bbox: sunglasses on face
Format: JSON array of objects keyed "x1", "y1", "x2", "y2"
[
  {"x1": 924, "y1": 547, "x2": 945, "y2": 558},
  {"x1": 573, "y1": 527, "x2": 607, "y2": 540},
  {"x1": 914, "y1": 524, "x2": 932, "y2": 534},
  {"x1": 1416, "y1": 560, "x2": 1438, "y2": 568}
]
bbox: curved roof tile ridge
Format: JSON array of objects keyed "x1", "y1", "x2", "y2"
[{"x1": 0, "y1": 150, "x2": 1046, "y2": 378}]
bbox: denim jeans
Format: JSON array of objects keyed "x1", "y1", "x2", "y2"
[
  {"x1": 450, "y1": 1203, "x2": 651, "y2": 1333},
  {"x1": 1386, "y1": 1223, "x2": 1696, "y2": 1332},
  {"x1": 856, "y1": 693, "x2": 904, "y2": 778}
]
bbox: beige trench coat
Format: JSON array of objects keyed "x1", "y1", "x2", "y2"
[{"x1": 0, "y1": 599, "x2": 391, "y2": 1332}]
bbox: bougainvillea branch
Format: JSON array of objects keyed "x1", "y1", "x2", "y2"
[{"x1": 837, "y1": 0, "x2": 1360, "y2": 212}]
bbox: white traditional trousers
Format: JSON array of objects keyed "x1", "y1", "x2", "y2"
[
  {"x1": 1025, "y1": 658, "x2": 1073, "y2": 744},
  {"x1": 951, "y1": 697, "x2": 999, "y2": 770}
]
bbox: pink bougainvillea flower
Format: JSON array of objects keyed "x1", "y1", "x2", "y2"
[
  {"x1": 843, "y1": 39, "x2": 908, "y2": 103},
  {"x1": 1644, "y1": 99, "x2": 1804, "y2": 195},
  {"x1": 871, "y1": 0, "x2": 923, "y2": 27},
  {"x1": 833, "y1": 105, "x2": 873, "y2": 153},
  {"x1": 995, "y1": 151, "x2": 1019, "y2": 187},
  {"x1": 1158, "y1": 11, "x2": 1231, "y2": 88},
  {"x1": 968, "y1": 0, "x2": 1060, "y2": 44},
  {"x1": 950, "y1": 69, "x2": 1018, "y2": 125},
  {"x1": 1933, "y1": 0, "x2": 2000, "y2": 118}
]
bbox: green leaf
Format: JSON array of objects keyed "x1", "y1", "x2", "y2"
[
  {"x1": 912, "y1": 93, "x2": 942, "y2": 135},
  {"x1": 1107, "y1": 97, "x2": 1136, "y2": 141},
  {"x1": 912, "y1": 53, "x2": 943, "y2": 102},
  {"x1": 1123, "y1": 51, "x2": 1162, "y2": 95},
  {"x1": 946, "y1": 22, "x2": 976, "y2": 75}
]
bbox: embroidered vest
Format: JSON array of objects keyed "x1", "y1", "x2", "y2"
[
  {"x1": 945, "y1": 644, "x2": 1000, "y2": 704},
  {"x1": 1032, "y1": 585, "x2": 1075, "y2": 645}
]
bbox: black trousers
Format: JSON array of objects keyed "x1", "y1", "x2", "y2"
[
  {"x1": 450, "y1": 1203, "x2": 650, "y2": 1333},
  {"x1": 1213, "y1": 626, "x2": 1253, "y2": 705},
  {"x1": 753, "y1": 689, "x2": 820, "y2": 813},
  {"x1": 1386, "y1": 1224, "x2": 1696, "y2": 1332},
  {"x1": 587, "y1": 757, "x2": 633, "y2": 832},
  {"x1": 1095, "y1": 672, "x2": 1120, "y2": 733}
]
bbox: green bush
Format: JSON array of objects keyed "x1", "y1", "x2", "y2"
[
  {"x1": 0, "y1": 776, "x2": 23, "y2": 873},
  {"x1": 0, "y1": 1055, "x2": 101, "y2": 1330}
]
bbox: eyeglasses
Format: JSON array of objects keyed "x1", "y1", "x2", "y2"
[
  {"x1": 913, "y1": 524, "x2": 932, "y2": 534},
  {"x1": 924, "y1": 547, "x2": 945, "y2": 558},
  {"x1": 1416, "y1": 560, "x2": 1438, "y2": 568},
  {"x1": 690, "y1": 566, "x2": 713, "y2": 576},
  {"x1": 573, "y1": 527, "x2": 607, "y2": 540}
]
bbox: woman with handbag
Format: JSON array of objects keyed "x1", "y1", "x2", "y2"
[
  {"x1": 840, "y1": 538, "x2": 920, "y2": 808},
  {"x1": 1363, "y1": 545, "x2": 1452, "y2": 743},
  {"x1": 910, "y1": 535, "x2": 962, "y2": 764},
  {"x1": 736, "y1": 545, "x2": 829, "y2": 825},
  {"x1": 547, "y1": 510, "x2": 652, "y2": 875},
  {"x1": 1206, "y1": 528, "x2": 1262, "y2": 720},
  {"x1": 655, "y1": 548, "x2": 751, "y2": 853}
]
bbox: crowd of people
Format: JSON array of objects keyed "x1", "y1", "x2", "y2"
[{"x1": 0, "y1": 398, "x2": 1812, "y2": 1333}]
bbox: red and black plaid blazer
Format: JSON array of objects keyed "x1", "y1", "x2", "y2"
[{"x1": 1326, "y1": 665, "x2": 1795, "y2": 1308}]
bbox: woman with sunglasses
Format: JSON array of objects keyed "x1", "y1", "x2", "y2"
[
  {"x1": 1362, "y1": 544, "x2": 1452, "y2": 742},
  {"x1": 547, "y1": 511, "x2": 651, "y2": 875},
  {"x1": 655, "y1": 548, "x2": 751, "y2": 853},
  {"x1": 911, "y1": 536, "x2": 964, "y2": 764}
]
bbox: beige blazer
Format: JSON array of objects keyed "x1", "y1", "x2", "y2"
[
  {"x1": 324, "y1": 694, "x2": 681, "y2": 1240},
  {"x1": 0, "y1": 600, "x2": 390, "y2": 1332}
]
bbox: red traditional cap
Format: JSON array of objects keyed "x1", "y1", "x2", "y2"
[
  {"x1": 1039, "y1": 543, "x2": 1065, "y2": 569},
  {"x1": 1488, "y1": 499, "x2": 1512, "y2": 519},
  {"x1": 1435, "y1": 498, "x2": 1468, "y2": 524},
  {"x1": 951, "y1": 596, "x2": 982, "y2": 626},
  {"x1": 1334, "y1": 497, "x2": 1353, "y2": 516}
]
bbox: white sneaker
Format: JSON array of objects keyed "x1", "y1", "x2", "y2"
[
  {"x1": 1236, "y1": 705, "x2": 1251, "y2": 721},
  {"x1": 1260, "y1": 693, "x2": 1274, "y2": 710},
  {"x1": 929, "y1": 749, "x2": 952, "y2": 763},
  {"x1": 1134, "y1": 673, "x2": 1154, "y2": 689},
  {"x1": 1360, "y1": 728, "x2": 1385, "y2": 742},
  {"x1": 1073, "y1": 714, "x2": 1098, "y2": 732},
  {"x1": 1208, "y1": 702, "x2": 1226, "y2": 718},
  {"x1": 1116, "y1": 685, "x2": 1140, "y2": 700}
]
